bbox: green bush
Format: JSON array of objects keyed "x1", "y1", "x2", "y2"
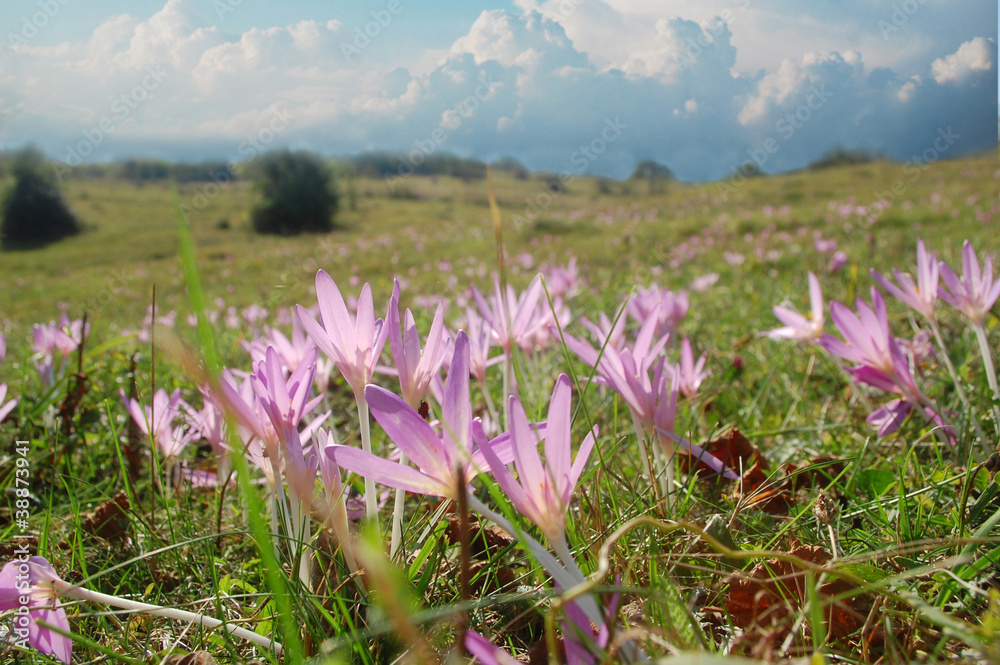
[
  {"x1": 1, "y1": 147, "x2": 82, "y2": 251},
  {"x1": 251, "y1": 150, "x2": 338, "y2": 236}
]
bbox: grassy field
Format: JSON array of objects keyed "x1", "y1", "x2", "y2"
[{"x1": 0, "y1": 151, "x2": 999, "y2": 663}]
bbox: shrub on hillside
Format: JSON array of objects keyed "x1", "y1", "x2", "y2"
[
  {"x1": 1, "y1": 147, "x2": 82, "y2": 251},
  {"x1": 251, "y1": 150, "x2": 339, "y2": 236}
]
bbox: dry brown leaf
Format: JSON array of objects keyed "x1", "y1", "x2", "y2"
[{"x1": 726, "y1": 545, "x2": 868, "y2": 645}]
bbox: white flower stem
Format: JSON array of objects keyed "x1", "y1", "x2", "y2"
[
  {"x1": 502, "y1": 353, "x2": 513, "y2": 430},
  {"x1": 355, "y1": 392, "x2": 379, "y2": 526},
  {"x1": 973, "y1": 322, "x2": 1000, "y2": 435},
  {"x1": 53, "y1": 581, "x2": 282, "y2": 654},
  {"x1": 389, "y1": 452, "x2": 408, "y2": 560}
]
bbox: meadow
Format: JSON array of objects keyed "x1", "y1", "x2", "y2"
[{"x1": 0, "y1": 151, "x2": 999, "y2": 664}]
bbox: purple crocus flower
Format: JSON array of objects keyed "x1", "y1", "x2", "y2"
[
  {"x1": 0, "y1": 557, "x2": 72, "y2": 664},
  {"x1": 0, "y1": 335, "x2": 18, "y2": 422},
  {"x1": 471, "y1": 275, "x2": 545, "y2": 355},
  {"x1": 675, "y1": 337, "x2": 709, "y2": 399},
  {"x1": 938, "y1": 239, "x2": 1000, "y2": 325},
  {"x1": 819, "y1": 289, "x2": 917, "y2": 393},
  {"x1": 871, "y1": 238, "x2": 939, "y2": 320},
  {"x1": 328, "y1": 332, "x2": 508, "y2": 499},
  {"x1": 578, "y1": 308, "x2": 627, "y2": 353},
  {"x1": 387, "y1": 286, "x2": 448, "y2": 408},
  {"x1": 121, "y1": 387, "x2": 192, "y2": 461},
  {"x1": 627, "y1": 284, "x2": 688, "y2": 337},
  {"x1": 820, "y1": 289, "x2": 950, "y2": 440},
  {"x1": 296, "y1": 271, "x2": 390, "y2": 400},
  {"x1": 763, "y1": 272, "x2": 825, "y2": 341},
  {"x1": 463, "y1": 308, "x2": 502, "y2": 385},
  {"x1": 478, "y1": 374, "x2": 596, "y2": 544},
  {"x1": 563, "y1": 303, "x2": 670, "y2": 433}
]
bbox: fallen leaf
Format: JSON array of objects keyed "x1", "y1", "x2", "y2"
[
  {"x1": 81, "y1": 490, "x2": 130, "y2": 541},
  {"x1": 726, "y1": 545, "x2": 869, "y2": 646},
  {"x1": 680, "y1": 426, "x2": 767, "y2": 478}
]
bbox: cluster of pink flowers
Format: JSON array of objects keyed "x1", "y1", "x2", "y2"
[{"x1": 765, "y1": 238, "x2": 1000, "y2": 440}]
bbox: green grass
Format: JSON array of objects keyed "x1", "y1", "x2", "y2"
[{"x1": 0, "y1": 151, "x2": 999, "y2": 663}]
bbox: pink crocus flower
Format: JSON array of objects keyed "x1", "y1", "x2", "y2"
[
  {"x1": 820, "y1": 289, "x2": 915, "y2": 389},
  {"x1": 244, "y1": 316, "x2": 315, "y2": 373},
  {"x1": 296, "y1": 271, "x2": 390, "y2": 400},
  {"x1": 121, "y1": 388, "x2": 192, "y2": 461},
  {"x1": 0, "y1": 384, "x2": 17, "y2": 423},
  {"x1": 0, "y1": 335, "x2": 18, "y2": 422},
  {"x1": 820, "y1": 289, "x2": 950, "y2": 439},
  {"x1": 478, "y1": 374, "x2": 596, "y2": 544},
  {"x1": 0, "y1": 557, "x2": 72, "y2": 663},
  {"x1": 763, "y1": 272, "x2": 825, "y2": 341},
  {"x1": 627, "y1": 284, "x2": 688, "y2": 337},
  {"x1": 938, "y1": 240, "x2": 1000, "y2": 325},
  {"x1": 328, "y1": 332, "x2": 508, "y2": 499},
  {"x1": 544, "y1": 256, "x2": 580, "y2": 298},
  {"x1": 31, "y1": 314, "x2": 89, "y2": 388},
  {"x1": 0, "y1": 556, "x2": 280, "y2": 656},
  {"x1": 471, "y1": 275, "x2": 545, "y2": 355},
  {"x1": 463, "y1": 308, "x2": 502, "y2": 385},
  {"x1": 578, "y1": 308, "x2": 627, "y2": 353},
  {"x1": 828, "y1": 251, "x2": 848, "y2": 273},
  {"x1": 675, "y1": 337, "x2": 709, "y2": 399},
  {"x1": 387, "y1": 287, "x2": 448, "y2": 408},
  {"x1": 563, "y1": 304, "x2": 671, "y2": 433},
  {"x1": 871, "y1": 238, "x2": 939, "y2": 319}
]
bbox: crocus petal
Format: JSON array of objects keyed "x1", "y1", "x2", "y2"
[
  {"x1": 315, "y1": 270, "x2": 356, "y2": 354},
  {"x1": 508, "y1": 394, "x2": 546, "y2": 499},
  {"x1": 867, "y1": 399, "x2": 912, "y2": 437},
  {"x1": 365, "y1": 385, "x2": 452, "y2": 480},
  {"x1": 465, "y1": 631, "x2": 520, "y2": 665},
  {"x1": 297, "y1": 304, "x2": 345, "y2": 368},
  {"x1": 327, "y1": 445, "x2": 449, "y2": 497},
  {"x1": 544, "y1": 375, "x2": 573, "y2": 489},
  {"x1": 807, "y1": 272, "x2": 824, "y2": 325},
  {"x1": 29, "y1": 603, "x2": 72, "y2": 664},
  {"x1": 477, "y1": 430, "x2": 536, "y2": 523},
  {"x1": 567, "y1": 427, "x2": 598, "y2": 499},
  {"x1": 442, "y1": 332, "x2": 471, "y2": 454}
]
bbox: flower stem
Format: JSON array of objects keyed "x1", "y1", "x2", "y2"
[
  {"x1": 973, "y1": 322, "x2": 1000, "y2": 436},
  {"x1": 356, "y1": 392, "x2": 379, "y2": 527},
  {"x1": 502, "y1": 353, "x2": 513, "y2": 430},
  {"x1": 389, "y1": 452, "x2": 408, "y2": 560},
  {"x1": 53, "y1": 580, "x2": 282, "y2": 654}
]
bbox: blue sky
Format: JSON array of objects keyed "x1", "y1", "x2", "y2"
[{"x1": 1, "y1": 0, "x2": 996, "y2": 180}]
